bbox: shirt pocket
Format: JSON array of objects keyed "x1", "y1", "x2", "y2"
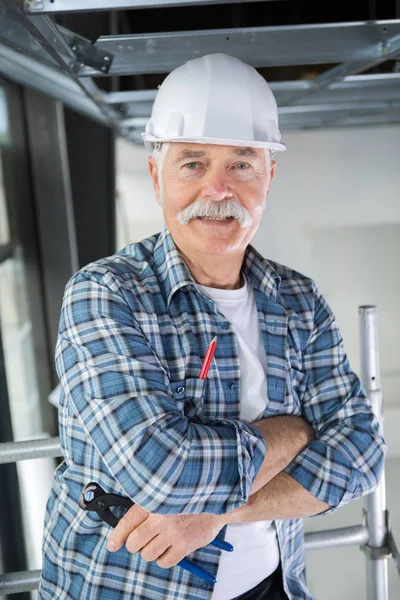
[
  {"x1": 171, "y1": 378, "x2": 206, "y2": 420},
  {"x1": 287, "y1": 367, "x2": 309, "y2": 415}
]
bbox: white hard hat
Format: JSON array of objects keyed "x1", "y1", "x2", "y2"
[{"x1": 142, "y1": 53, "x2": 285, "y2": 152}]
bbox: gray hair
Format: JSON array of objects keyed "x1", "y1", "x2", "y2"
[
  {"x1": 152, "y1": 142, "x2": 170, "y2": 171},
  {"x1": 152, "y1": 142, "x2": 170, "y2": 205}
]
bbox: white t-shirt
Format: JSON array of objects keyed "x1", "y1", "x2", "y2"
[{"x1": 196, "y1": 275, "x2": 280, "y2": 600}]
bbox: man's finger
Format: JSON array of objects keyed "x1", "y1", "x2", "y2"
[
  {"x1": 156, "y1": 545, "x2": 187, "y2": 569},
  {"x1": 125, "y1": 520, "x2": 157, "y2": 555},
  {"x1": 140, "y1": 536, "x2": 171, "y2": 563},
  {"x1": 107, "y1": 504, "x2": 149, "y2": 551}
]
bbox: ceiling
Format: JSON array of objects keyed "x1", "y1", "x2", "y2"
[{"x1": 1, "y1": 0, "x2": 399, "y2": 142}]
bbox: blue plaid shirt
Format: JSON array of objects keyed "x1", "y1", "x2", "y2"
[{"x1": 39, "y1": 226, "x2": 386, "y2": 600}]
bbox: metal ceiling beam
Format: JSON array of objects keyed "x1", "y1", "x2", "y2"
[
  {"x1": 74, "y1": 20, "x2": 400, "y2": 76},
  {"x1": 3, "y1": 2, "x2": 400, "y2": 78},
  {"x1": 281, "y1": 33, "x2": 400, "y2": 106},
  {"x1": 122, "y1": 106, "x2": 400, "y2": 143},
  {"x1": 23, "y1": 0, "x2": 268, "y2": 13},
  {"x1": 279, "y1": 100, "x2": 400, "y2": 117},
  {"x1": 0, "y1": 42, "x2": 109, "y2": 125},
  {"x1": 275, "y1": 73, "x2": 400, "y2": 106},
  {"x1": 0, "y1": 0, "x2": 81, "y2": 74},
  {"x1": 102, "y1": 73, "x2": 400, "y2": 118},
  {"x1": 1, "y1": 0, "x2": 400, "y2": 138},
  {"x1": 0, "y1": 1, "x2": 112, "y2": 80},
  {"x1": 104, "y1": 73, "x2": 400, "y2": 103},
  {"x1": 122, "y1": 100, "x2": 400, "y2": 140},
  {"x1": 4, "y1": 35, "x2": 398, "y2": 131},
  {"x1": 0, "y1": 0, "x2": 120, "y2": 124},
  {"x1": 104, "y1": 89, "x2": 157, "y2": 104},
  {"x1": 279, "y1": 104, "x2": 400, "y2": 131},
  {"x1": 0, "y1": 0, "x2": 58, "y2": 68}
]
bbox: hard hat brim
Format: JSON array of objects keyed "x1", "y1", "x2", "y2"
[{"x1": 142, "y1": 133, "x2": 286, "y2": 153}]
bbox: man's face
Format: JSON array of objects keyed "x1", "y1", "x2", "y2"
[{"x1": 148, "y1": 143, "x2": 275, "y2": 259}]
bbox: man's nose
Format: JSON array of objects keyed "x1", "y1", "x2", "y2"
[{"x1": 199, "y1": 169, "x2": 234, "y2": 201}]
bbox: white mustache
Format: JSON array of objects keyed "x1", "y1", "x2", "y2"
[{"x1": 176, "y1": 198, "x2": 253, "y2": 228}]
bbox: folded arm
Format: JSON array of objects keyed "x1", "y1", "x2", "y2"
[
  {"x1": 57, "y1": 270, "x2": 266, "y2": 516},
  {"x1": 107, "y1": 414, "x2": 320, "y2": 562},
  {"x1": 280, "y1": 286, "x2": 386, "y2": 513},
  {"x1": 231, "y1": 284, "x2": 387, "y2": 522}
]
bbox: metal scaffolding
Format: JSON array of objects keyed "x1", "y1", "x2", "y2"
[
  {"x1": 359, "y1": 307, "x2": 399, "y2": 599},
  {"x1": 0, "y1": 306, "x2": 398, "y2": 596}
]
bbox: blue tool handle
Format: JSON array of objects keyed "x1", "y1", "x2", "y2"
[
  {"x1": 178, "y1": 558, "x2": 216, "y2": 584},
  {"x1": 210, "y1": 538, "x2": 234, "y2": 552}
]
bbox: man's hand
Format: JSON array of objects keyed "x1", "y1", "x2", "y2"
[{"x1": 107, "y1": 505, "x2": 225, "y2": 568}]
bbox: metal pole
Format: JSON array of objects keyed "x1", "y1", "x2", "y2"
[
  {"x1": 0, "y1": 325, "x2": 30, "y2": 599},
  {"x1": 0, "y1": 437, "x2": 61, "y2": 464},
  {"x1": 304, "y1": 525, "x2": 369, "y2": 551},
  {"x1": 0, "y1": 569, "x2": 41, "y2": 594},
  {"x1": 359, "y1": 305, "x2": 388, "y2": 600}
]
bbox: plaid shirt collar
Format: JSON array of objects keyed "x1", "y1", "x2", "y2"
[{"x1": 154, "y1": 225, "x2": 281, "y2": 308}]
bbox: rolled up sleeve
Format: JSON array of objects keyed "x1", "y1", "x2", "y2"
[
  {"x1": 56, "y1": 272, "x2": 266, "y2": 515},
  {"x1": 284, "y1": 284, "x2": 387, "y2": 512}
]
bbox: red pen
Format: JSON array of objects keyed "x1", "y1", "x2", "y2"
[{"x1": 199, "y1": 336, "x2": 217, "y2": 379}]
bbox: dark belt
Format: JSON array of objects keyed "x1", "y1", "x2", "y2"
[{"x1": 232, "y1": 564, "x2": 288, "y2": 600}]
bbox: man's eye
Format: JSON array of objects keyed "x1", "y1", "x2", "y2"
[
  {"x1": 184, "y1": 162, "x2": 200, "y2": 169},
  {"x1": 236, "y1": 162, "x2": 250, "y2": 169}
]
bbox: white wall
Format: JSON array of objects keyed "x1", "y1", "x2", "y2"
[
  {"x1": 253, "y1": 125, "x2": 400, "y2": 377},
  {"x1": 116, "y1": 124, "x2": 400, "y2": 454},
  {"x1": 116, "y1": 138, "x2": 164, "y2": 246}
]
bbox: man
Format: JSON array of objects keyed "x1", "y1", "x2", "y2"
[{"x1": 39, "y1": 54, "x2": 386, "y2": 600}]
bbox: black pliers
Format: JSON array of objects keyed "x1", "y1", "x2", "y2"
[
  {"x1": 78, "y1": 482, "x2": 134, "y2": 527},
  {"x1": 79, "y1": 481, "x2": 234, "y2": 584}
]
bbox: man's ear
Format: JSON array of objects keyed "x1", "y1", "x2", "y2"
[
  {"x1": 270, "y1": 160, "x2": 276, "y2": 183},
  {"x1": 148, "y1": 156, "x2": 161, "y2": 205},
  {"x1": 265, "y1": 160, "x2": 276, "y2": 199}
]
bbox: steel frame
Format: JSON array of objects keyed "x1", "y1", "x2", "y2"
[
  {"x1": 77, "y1": 22, "x2": 400, "y2": 77},
  {"x1": 0, "y1": 322, "x2": 30, "y2": 599},
  {"x1": 22, "y1": 0, "x2": 267, "y2": 13},
  {"x1": 1, "y1": 0, "x2": 400, "y2": 139}
]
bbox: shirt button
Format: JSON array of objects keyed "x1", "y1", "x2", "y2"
[
  {"x1": 220, "y1": 321, "x2": 230, "y2": 330},
  {"x1": 230, "y1": 383, "x2": 238, "y2": 391},
  {"x1": 176, "y1": 386, "x2": 185, "y2": 395}
]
